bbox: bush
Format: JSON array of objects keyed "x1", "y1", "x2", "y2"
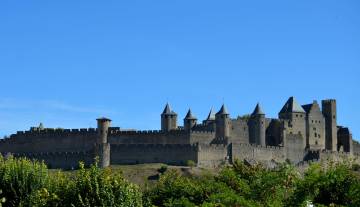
[
  {"x1": 0, "y1": 155, "x2": 50, "y2": 206},
  {"x1": 0, "y1": 155, "x2": 142, "y2": 207},
  {"x1": 352, "y1": 163, "x2": 360, "y2": 171},
  {"x1": 158, "y1": 164, "x2": 168, "y2": 174},
  {"x1": 65, "y1": 162, "x2": 142, "y2": 207},
  {"x1": 186, "y1": 160, "x2": 196, "y2": 168}
]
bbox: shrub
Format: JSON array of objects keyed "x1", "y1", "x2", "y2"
[
  {"x1": 352, "y1": 163, "x2": 360, "y2": 171},
  {"x1": 158, "y1": 164, "x2": 168, "y2": 174},
  {"x1": 186, "y1": 160, "x2": 196, "y2": 168},
  {"x1": 0, "y1": 155, "x2": 50, "y2": 206},
  {"x1": 62, "y1": 162, "x2": 142, "y2": 207},
  {"x1": 0, "y1": 155, "x2": 142, "y2": 207}
]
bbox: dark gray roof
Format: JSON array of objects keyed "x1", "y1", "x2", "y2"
[
  {"x1": 301, "y1": 104, "x2": 313, "y2": 113},
  {"x1": 302, "y1": 100, "x2": 320, "y2": 114},
  {"x1": 279, "y1": 97, "x2": 305, "y2": 114},
  {"x1": 162, "y1": 103, "x2": 171, "y2": 114},
  {"x1": 216, "y1": 104, "x2": 229, "y2": 115},
  {"x1": 96, "y1": 117, "x2": 112, "y2": 121},
  {"x1": 251, "y1": 103, "x2": 265, "y2": 115},
  {"x1": 162, "y1": 103, "x2": 177, "y2": 115},
  {"x1": 184, "y1": 109, "x2": 197, "y2": 120},
  {"x1": 206, "y1": 108, "x2": 215, "y2": 120}
]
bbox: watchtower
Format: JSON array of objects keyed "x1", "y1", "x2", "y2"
[
  {"x1": 322, "y1": 99, "x2": 337, "y2": 151},
  {"x1": 95, "y1": 117, "x2": 111, "y2": 168},
  {"x1": 161, "y1": 103, "x2": 178, "y2": 131},
  {"x1": 184, "y1": 109, "x2": 197, "y2": 131},
  {"x1": 215, "y1": 104, "x2": 230, "y2": 138},
  {"x1": 249, "y1": 103, "x2": 266, "y2": 146}
]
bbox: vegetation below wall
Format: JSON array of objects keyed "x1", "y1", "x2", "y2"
[{"x1": 0, "y1": 156, "x2": 360, "y2": 207}]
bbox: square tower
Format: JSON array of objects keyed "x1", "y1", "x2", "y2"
[{"x1": 322, "y1": 99, "x2": 337, "y2": 151}]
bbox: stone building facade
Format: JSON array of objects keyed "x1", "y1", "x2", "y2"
[{"x1": 0, "y1": 97, "x2": 359, "y2": 169}]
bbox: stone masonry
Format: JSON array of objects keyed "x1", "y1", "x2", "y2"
[{"x1": 0, "y1": 97, "x2": 359, "y2": 169}]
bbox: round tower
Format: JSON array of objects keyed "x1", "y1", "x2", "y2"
[
  {"x1": 250, "y1": 103, "x2": 266, "y2": 146},
  {"x1": 184, "y1": 109, "x2": 197, "y2": 131},
  {"x1": 161, "y1": 103, "x2": 178, "y2": 131},
  {"x1": 215, "y1": 104, "x2": 230, "y2": 138},
  {"x1": 96, "y1": 117, "x2": 111, "y2": 168},
  {"x1": 97, "y1": 117, "x2": 111, "y2": 144}
]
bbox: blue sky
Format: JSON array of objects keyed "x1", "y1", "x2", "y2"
[{"x1": 0, "y1": 1, "x2": 359, "y2": 141}]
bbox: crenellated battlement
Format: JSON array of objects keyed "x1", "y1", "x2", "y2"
[
  {"x1": 110, "y1": 129, "x2": 187, "y2": 136},
  {"x1": 9, "y1": 150, "x2": 91, "y2": 157},
  {"x1": 190, "y1": 130, "x2": 214, "y2": 134},
  {"x1": 111, "y1": 143, "x2": 198, "y2": 149},
  {"x1": 8, "y1": 128, "x2": 97, "y2": 139},
  {"x1": 237, "y1": 143, "x2": 283, "y2": 150}
]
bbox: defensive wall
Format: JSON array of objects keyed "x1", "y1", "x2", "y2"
[
  {"x1": 0, "y1": 128, "x2": 97, "y2": 153},
  {"x1": 110, "y1": 144, "x2": 198, "y2": 165},
  {"x1": 197, "y1": 144, "x2": 229, "y2": 168},
  {"x1": 2, "y1": 150, "x2": 94, "y2": 169},
  {"x1": 232, "y1": 143, "x2": 285, "y2": 163},
  {"x1": 189, "y1": 130, "x2": 215, "y2": 144},
  {"x1": 108, "y1": 129, "x2": 190, "y2": 144}
]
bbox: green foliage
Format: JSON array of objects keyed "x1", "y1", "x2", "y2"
[
  {"x1": 186, "y1": 160, "x2": 196, "y2": 168},
  {"x1": 158, "y1": 164, "x2": 168, "y2": 174},
  {"x1": 0, "y1": 155, "x2": 142, "y2": 207},
  {"x1": 352, "y1": 163, "x2": 360, "y2": 171},
  {"x1": 66, "y1": 162, "x2": 142, "y2": 207},
  {"x1": 144, "y1": 159, "x2": 360, "y2": 207},
  {"x1": 0, "y1": 155, "x2": 50, "y2": 206},
  {"x1": 287, "y1": 161, "x2": 360, "y2": 207},
  {"x1": 1, "y1": 155, "x2": 360, "y2": 207}
]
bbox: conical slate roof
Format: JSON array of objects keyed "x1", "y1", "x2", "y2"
[
  {"x1": 184, "y1": 109, "x2": 197, "y2": 120},
  {"x1": 279, "y1": 97, "x2": 305, "y2": 114},
  {"x1": 251, "y1": 103, "x2": 265, "y2": 115},
  {"x1": 206, "y1": 108, "x2": 215, "y2": 120},
  {"x1": 216, "y1": 104, "x2": 229, "y2": 115},
  {"x1": 162, "y1": 103, "x2": 177, "y2": 115},
  {"x1": 162, "y1": 103, "x2": 171, "y2": 114}
]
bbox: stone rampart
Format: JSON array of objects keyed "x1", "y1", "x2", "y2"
[
  {"x1": 5, "y1": 150, "x2": 94, "y2": 169},
  {"x1": 0, "y1": 128, "x2": 97, "y2": 153},
  {"x1": 110, "y1": 144, "x2": 198, "y2": 165},
  {"x1": 232, "y1": 143, "x2": 285, "y2": 163},
  {"x1": 108, "y1": 130, "x2": 190, "y2": 145}
]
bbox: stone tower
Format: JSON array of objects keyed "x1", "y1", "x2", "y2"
[
  {"x1": 279, "y1": 97, "x2": 306, "y2": 149},
  {"x1": 322, "y1": 99, "x2": 337, "y2": 151},
  {"x1": 161, "y1": 103, "x2": 178, "y2": 131},
  {"x1": 96, "y1": 117, "x2": 111, "y2": 168},
  {"x1": 184, "y1": 109, "x2": 197, "y2": 131},
  {"x1": 215, "y1": 104, "x2": 230, "y2": 138},
  {"x1": 302, "y1": 100, "x2": 326, "y2": 150},
  {"x1": 249, "y1": 103, "x2": 266, "y2": 146}
]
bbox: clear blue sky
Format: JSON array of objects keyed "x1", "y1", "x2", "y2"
[{"x1": 0, "y1": 1, "x2": 359, "y2": 141}]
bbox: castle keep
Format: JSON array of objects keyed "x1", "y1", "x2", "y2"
[{"x1": 1, "y1": 97, "x2": 359, "y2": 168}]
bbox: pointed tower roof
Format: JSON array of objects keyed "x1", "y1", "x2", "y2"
[
  {"x1": 279, "y1": 97, "x2": 305, "y2": 114},
  {"x1": 251, "y1": 103, "x2": 265, "y2": 115},
  {"x1": 162, "y1": 103, "x2": 171, "y2": 114},
  {"x1": 206, "y1": 108, "x2": 216, "y2": 120},
  {"x1": 184, "y1": 109, "x2": 197, "y2": 120},
  {"x1": 162, "y1": 103, "x2": 177, "y2": 115},
  {"x1": 302, "y1": 100, "x2": 321, "y2": 114},
  {"x1": 216, "y1": 104, "x2": 229, "y2": 115}
]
